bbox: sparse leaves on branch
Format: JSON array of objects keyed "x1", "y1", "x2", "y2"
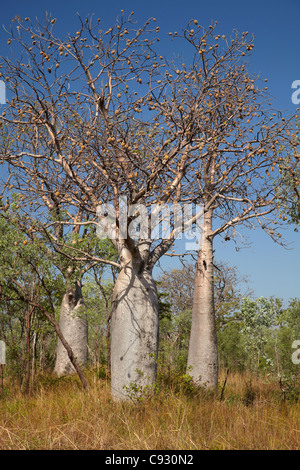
[{"x1": 0, "y1": 13, "x2": 297, "y2": 261}]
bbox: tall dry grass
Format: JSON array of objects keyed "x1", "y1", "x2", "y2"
[{"x1": 0, "y1": 369, "x2": 299, "y2": 450}]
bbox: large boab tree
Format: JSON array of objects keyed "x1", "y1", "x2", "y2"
[{"x1": 0, "y1": 13, "x2": 296, "y2": 398}]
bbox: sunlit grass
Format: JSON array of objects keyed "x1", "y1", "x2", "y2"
[{"x1": 0, "y1": 369, "x2": 299, "y2": 450}]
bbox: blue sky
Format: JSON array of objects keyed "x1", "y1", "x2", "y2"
[{"x1": 0, "y1": 0, "x2": 300, "y2": 302}]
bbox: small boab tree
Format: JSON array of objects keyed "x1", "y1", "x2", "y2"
[{"x1": 0, "y1": 13, "x2": 296, "y2": 397}]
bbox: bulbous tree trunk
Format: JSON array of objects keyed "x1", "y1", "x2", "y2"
[
  {"x1": 187, "y1": 209, "x2": 218, "y2": 388},
  {"x1": 110, "y1": 248, "x2": 159, "y2": 401},
  {"x1": 54, "y1": 280, "x2": 88, "y2": 376}
]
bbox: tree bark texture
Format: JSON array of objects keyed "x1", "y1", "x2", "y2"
[
  {"x1": 54, "y1": 280, "x2": 88, "y2": 377},
  {"x1": 110, "y1": 248, "x2": 159, "y2": 401},
  {"x1": 187, "y1": 209, "x2": 218, "y2": 388}
]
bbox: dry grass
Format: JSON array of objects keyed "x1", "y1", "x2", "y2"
[{"x1": 0, "y1": 369, "x2": 299, "y2": 450}]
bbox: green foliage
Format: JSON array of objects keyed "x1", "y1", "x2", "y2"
[
  {"x1": 157, "y1": 271, "x2": 299, "y2": 401},
  {"x1": 239, "y1": 297, "x2": 279, "y2": 371},
  {"x1": 217, "y1": 321, "x2": 248, "y2": 371},
  {"x1": 275, "y1": 121, "x2": 300, "y2": 227},
  {"x1": 157, "y1": 262, "x2": 251, "y2": 374},
  {"x1": 122, "y1": 379, "x2": 160, "y2": 403},
  {"x1": 0, "y1": 213, "x2": 63, "y2": 381},
  {"x1": 217, "y1": 296, "x2": 300, "y2": 401},
  {"x1": 0, "y1": 203, "x2": 119, "y2": 386},
  {"x1": 157, "y1": 283, "x2": 172, "y2": 321},
  {"x1": 156, "y1": 362, "x2": 200, "y2": 396},
  {"x1": 0, "y1": 206, "x2": 298, "y2": 399},
  {"x1": 158, "y1": 308, "x2": 192, "y2": 374}
]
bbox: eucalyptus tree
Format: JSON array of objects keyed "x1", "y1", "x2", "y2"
[
  {"x1": 276, "y1": 123, "x2": 300, "y2": 226},
  {"x1": 158, "y1": 261, "x2": 251, "y2": 327},
  {"x1": 239, "y1": 297, "x2": 279, "y2": 373},
  {"x1": 0, "y1": 13, "x2": 296, "y2": 397}
]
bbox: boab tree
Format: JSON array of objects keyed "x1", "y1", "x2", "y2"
[
  {"x1": 0, "y1": 13, "x2": 170, "y2": 399},
  {"x1": 0, "y1": 13, "x2": 296, "y2": 397},
  {"x1": 169, "y1": 25, "x2": 298, "y2": 388}
]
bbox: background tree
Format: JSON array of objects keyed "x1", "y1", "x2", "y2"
[
  {"x1": 276, "y1": 122, "x2": 300, "y2": 226},
  {"x1": 274, "y1": 299, "x2": 300, "y2": 384},
  {"x1": 157, "y1": 261, "x2": 251, "y2": 372},
  {"x1": 238, "y1": 297, "x2": 279, "y2": 373},
  {"x1": 0, "y1": 211, "x2": 68, "y2": 391},
  {"x1": 0, "y1": 205, "x2": 120, "y2": 391},
  {"x1": 158, "y1": 261, "x2": 251, "y2": 326},
  {"x1": 0, "y1": 178, "x2": 118, "y2": 380}
]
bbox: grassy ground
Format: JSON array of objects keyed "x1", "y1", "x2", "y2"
[{"x1": 0, "y1": 369, "x2": 299, "y2": 450}]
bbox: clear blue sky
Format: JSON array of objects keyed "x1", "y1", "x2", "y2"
[{"x1": 1, "y1": 0, "x2": 299, "y2": 302}]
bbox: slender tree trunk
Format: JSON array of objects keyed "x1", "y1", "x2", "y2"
[
  {"x1": 106, "y1": 311, "x2": 111, "y2": 376},
  {"x1": 39, "y1": 335, "x2": 44, "y2": 373},
  {"x1": 24, "y1": 306, "x2": 34, "y2": 395},
  {"x1": 187, "y1": 209, "x2": 218, "y2": 388},
  {"x1": 110, "y1": 260, "x2": 159, "y2": 401},
  {"x1": 0, "y1": 364, "x2": 3, "y2": 397},
  {"x1": 31, "y1": 330, "x2": 37, "y2": 384},
  {"x1": 54, "y1": 280, "x2": 88, "y2": 377}
]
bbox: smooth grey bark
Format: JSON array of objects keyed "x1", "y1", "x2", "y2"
[
  {"x1": 54, "y1": 280, "x2": 88, "y2": 376},
  {"x1": 110, "y1": 246, "x2": 159, "y2": 401},
  {"x1": 187, "y1": 209, "x2": 218, "y2": 388}
]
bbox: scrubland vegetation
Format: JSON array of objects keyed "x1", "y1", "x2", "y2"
[{"x1": 0, "y1": 368, "x2": 299, "y2": 450}]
